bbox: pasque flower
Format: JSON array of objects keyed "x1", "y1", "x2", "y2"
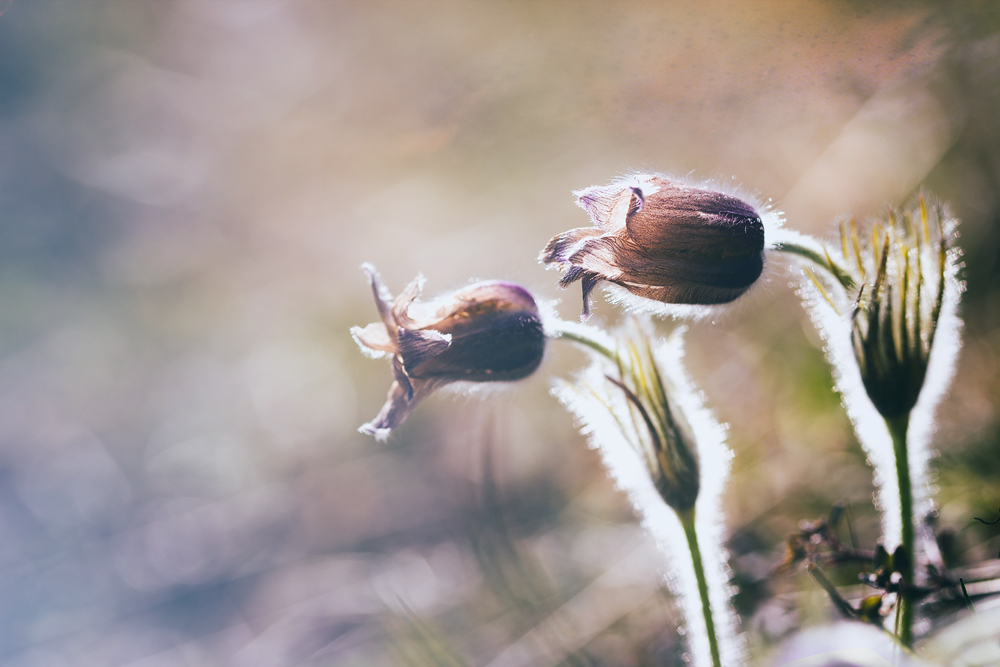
[
  {"x1": 778, "y1": 195, "x2": 961, "y2": 424},
  {"x1": 845, "y1": 201, "x2": 956, "y2": 419},
  {"x1": 542, "y1": 174, "x2": 767, "y2": 317},
  {"x1": 778, "y1": 195, "x2": 963, "y2": 647},
  {"x1": 352, "y1": 264, "x2": 546, "y2": 439},
  {"x1": 576, "y1": 320, "x2": 702, "y2": 512},
  {"x1": 553, "y1": 318, "x2": 739, "y2": 667}
]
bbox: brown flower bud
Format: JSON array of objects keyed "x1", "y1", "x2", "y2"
[
  {"x1": 542, "y1": 175, "x2": 766, "y2": 317},
  {"x1": 352, "y1": 265, "x2": 546, "y2": 439}
]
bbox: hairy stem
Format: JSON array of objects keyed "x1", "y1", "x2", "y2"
[
  {"x1": 549, "y1": 325, "x2": 617, "y2": 362},
  {"x1": 887, "y1": 414, "x2": 914, "y2": 647},
  {"x1": 773, "y1": 240, "x2": 856, "y2": 290},
  {"x1": 679, "y1": 508, "x2": 722, "y2": 667}
]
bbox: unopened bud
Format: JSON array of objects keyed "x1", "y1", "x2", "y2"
[
  {"x1": 847, "y1": 199, "x2": 957, "y2": 419},
  {"x1": 542, "y1": 174, "x2": 766, "y2": 318},
  {"x1": 352, "y1": 265, "x2": 545, "y2": 438}
]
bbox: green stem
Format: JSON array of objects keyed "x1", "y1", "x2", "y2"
[
  {"x1": 679, "y1": 508, "x2": 722, "y2": 667},
  {"x1": 887, "y1": 414, "x2": 915, "y2": 647},
  {"x1": 550, "y1": 326, "x2": 617, "y2": 362},
  {"x1": 773, "y1": 240, "x2": 856, "y2": 290}
]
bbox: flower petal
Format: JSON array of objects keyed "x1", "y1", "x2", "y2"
[
  {"x1": 362, "y1": 263, "x2": 398, "y2": 336},
  {"x1": 350, "y1": 323, "x2": 394, "y2": 357},
  {"x1": 573, "y1": 182, "x2": 633, "y2": 232},
  {"x1": 625, "y1": 182, "x2": 764, "y2": 256},
  {"x1": 397, "y1": 327, "x2": 452, "y2": 374},
  {"x1": 616, "y1": 279, "x2": 754, "y2": 306},
  {"x1": 391, "y1": 355, "x2": 413, "y2": 401},
  {"x1": 541, "y1": 226, "x2": 604, "y2": 265},
  {"x1": 556, "y1": 236, "x2": 626, "y2": 317},
  {"x1": 358, "y1": 375, "x2": 449, "y2": 441},
  {"x1": 391, "y1": 273, "x2": 425, "y2": 328},
  {"x1": 558, "y1": 233, "x2": 763, "y2": 313},
  {"x1": 565, "y1": 236, "x2": 627, "y2": 281}
]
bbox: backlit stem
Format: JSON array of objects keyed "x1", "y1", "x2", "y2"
[
  {"x1": 680, "y1": 507, "x2": 722, "y2": 667},
  {"x1": 773, "y1": 239, "x2": 856, "y2": 290},
  {"x1": 887, "y1": 414, "x2": 915, "y2": 647},
  {"x1": 549, "y1": 323, "x2": 617, "y2": 361}
]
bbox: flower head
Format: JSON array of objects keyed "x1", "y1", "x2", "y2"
[
  {"x1": 844, "y1": 199, "x2": 957, "y2": 419},
  {"x1": 352, "y1": 264, "x2": 546, "y2": 439},
  {"x1": 557, "y1": 318, "x2": 706, "y2": 511},
  {"x1": 542, "y1": 174, "x2": 767, "y2": 318},
  {"x1": 553, "y1": 319, "x2": 740, "y2": 666},
  {"x1": 606, "y1": 323, "x2": 701, "y2": 511},
  {"x1": 779, "y1": 194, "x2": 962, "y2": 552}
]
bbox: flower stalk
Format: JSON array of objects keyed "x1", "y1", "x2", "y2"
[
  {"x1": 770, "y1": 237, "x2": 855, "y2": 291},
  {"x1": 777, "y1": 195, "x2": 962, "y2": 647},
  {"x1": 551, "y1": 318, "x2": 738, "y2": 667},
  {"x1": 680, "y1": 507, "x2": 722, "y2": 667},
  {"x1": 546, "y1": 317, "x2": 617, "y2": 361},
  {"x1": 887, "y1": 413, "x2": 914, "y2": 647}
]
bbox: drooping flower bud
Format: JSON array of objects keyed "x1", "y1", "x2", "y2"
[
  {"x1": 352, "y1": 264, "x2": 546, "y2": 439},
  {"x1": 542, "y1": 174, "x2": 767, "y2": 318}
]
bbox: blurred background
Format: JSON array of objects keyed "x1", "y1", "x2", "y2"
[{"x1": 1, "y1": 1, "x2": 1000, "y2": 665}]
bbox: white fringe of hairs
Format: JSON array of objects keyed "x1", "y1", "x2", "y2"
[
  {"x1": 553, "y1": 330, "x2": 742, "y2": 667},
  {"x1": 908, "y1": 237, "x2": 964, "y2": 561},
  {"x1": 789, "y1": 233, "x2": 963, "y2": 560}
]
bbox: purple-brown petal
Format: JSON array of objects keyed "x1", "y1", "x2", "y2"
[
  {"x1": 565, "y1": 236, "x2": 626, "y2": 280},
  {"x1": 624, "y1": 182, "x2": 764, "y2": 258},
  {"x1": 541, "y1": 227, "x2": 604, "y2": 265},
  {"x1": 391, "y1": 274, "x2": 425, "y2": 328},
  {"x1": 558, "y1": 265, "x2": 604, "y2": 318},
  {"x1": 407, "y1": 282, "x2": 545, "y2": 381},
  {"x1": 553, "y1": 236, "x2": 626, "y2": 317},
  {"x1": 391, "y1": 355, "x2": 414, "y2": 401},
  {"x1": 397, "y1": 327, "x2": 451, "y2": 374},
  {"x1": 573, "y1": 182, "x2": 625, "y2": 229},
  {"x1": 362, "y1": 263, "x2": 398, "y2": 336},
  {"x1": 359, "y1": 376, "x2": 449, "y2": 441},
  {"x1": 573, "y1": 175, "x2": 657, "y2": 228},
  {"x1": 578, "y1": 271, "x2": 601, "y2": 319}
]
